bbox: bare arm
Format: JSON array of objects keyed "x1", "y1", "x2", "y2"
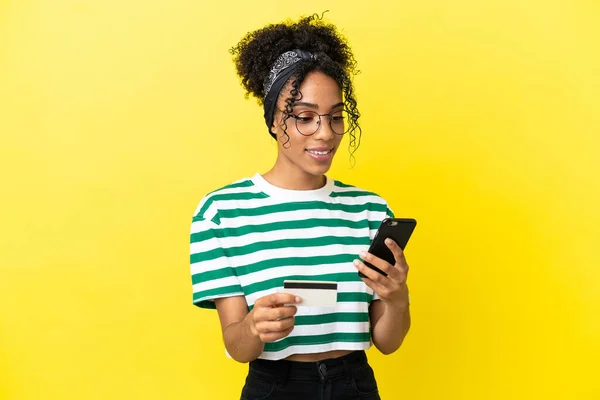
[
  {"x1": 214, "y1": 296, "x2": 263, "y2": 362},
  {"x1": 369, "y1": 299, "x2": 411, "y2": 354},
  {"x1": 214, "y1": 293, "x2": 301, "y2": 363}
]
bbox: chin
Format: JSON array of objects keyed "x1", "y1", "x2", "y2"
[
  {"x1": 302, "y1": 153, "x2": 337, "y2": 176},
  {"x1": 305, "y1": 164, "x2": 332, "y2": 176}
]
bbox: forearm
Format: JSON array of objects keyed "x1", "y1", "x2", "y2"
[
  {"x1": 222, "y1": 310, "x2": 264, "y2": 363},
  {"x1": 371, "y1": 302, "x2": 411, "y2": 355}
]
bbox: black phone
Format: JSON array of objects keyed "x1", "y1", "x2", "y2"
[{"x1": 358, "y1": 218, "x2": 417, "y2": 277}]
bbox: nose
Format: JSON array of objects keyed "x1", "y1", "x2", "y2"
[{"x1": 313, "y1": 117, "x2": 336, "y2": 140}]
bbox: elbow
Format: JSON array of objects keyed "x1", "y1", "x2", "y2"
[
  {"x1": 375, "y1": 342, "x2": 401, "y2": 355},
  {"x1": 381, "y1": 347, "x2": 398, "y2": 356},
  {"x1": 223, "y1": 340, "x2": 263, "y2": 364},
  {"x1": 224, "y1": 344, "x2": 260, "y2": 364},
  {"x1": 373, "y1": 331, "x2": 409, "y2": 355},
  {"x1": 225, "y1": 346, "x2": 258, "y2": 364},
  {"x1": 230, "y1": 354, "x2": 253, "y2": 364}
]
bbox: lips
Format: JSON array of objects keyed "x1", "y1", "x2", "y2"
[
  {"x1": 305, "y1": 146, "x2": 335, "y2": 162},
  {"x1": 306, "y1": 149, "x2": 332, "y2": 155}
]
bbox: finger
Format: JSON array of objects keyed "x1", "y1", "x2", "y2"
[
  {"x1": 355, "y1": 261, "x2": 389, "y2": 293},
  {"x1": 359, "y1": 251, "x2": 400, "y2": 280},
  {"x1": 354, "y1": 258, "x2": 388, "y2": 284},
  {"x1": 259, "y1": 326, "x2": 295, "y2": 343},
  {"x1": 254, "y1": 305, "x2": 297, "y2": 322},
  {"x1": 268, "y1": 305, "x2": 298, "y2": 321},
  {"x1": 362, "y1": 277, "x2": 392, "y2": 300},
  {"x1": 256, "y1": 317, "x2": 296, "y2": 334},
  {"x1": 254, "y1": 292, "x2": 302, "y2": 308},
  {"x1": 385, "y1": 238, "x2": 409, "y2": 272}
]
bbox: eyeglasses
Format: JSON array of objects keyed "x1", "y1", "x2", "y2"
[{"x1": 284, "y1": 110, "x2": 350, "y2": 136}]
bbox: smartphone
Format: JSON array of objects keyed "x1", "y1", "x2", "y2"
[{"x1": 358, "y1": 218, "x2": 417, "y2": 278}]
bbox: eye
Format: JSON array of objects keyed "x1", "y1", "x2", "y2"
[
  {"x1": 294, "y1": 111, "x2": 318, "y2": 124},
  {"x1": 331, "y1": 112, "x2": 346, "y2": 122}
]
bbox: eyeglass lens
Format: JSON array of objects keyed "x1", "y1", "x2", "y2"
[{"x1": 294, "y1": 110, "x2": 349, "y2": 135}]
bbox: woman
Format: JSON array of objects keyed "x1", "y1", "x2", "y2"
[{"x1": 190, "y1": 13, "x2": 411, "y2": 400}]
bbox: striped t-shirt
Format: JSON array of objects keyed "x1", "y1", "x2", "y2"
[{"x1": 189, "y1": 173, "x2": 394, "y2": 360}]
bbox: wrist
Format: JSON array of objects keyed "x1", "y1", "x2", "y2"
[{"x1": 384, "y1": 298, "x2": 410, "y2": 313}]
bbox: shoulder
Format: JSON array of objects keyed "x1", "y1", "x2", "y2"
[
  {"x1": 330, "y1": 179, "x2": 389, "y2": 205},
  {"x1": 192, "y1": 176, "x2": 260, "y2": 221}
]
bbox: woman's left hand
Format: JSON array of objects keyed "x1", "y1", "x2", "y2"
[{"x1": 354, "y1": 238, "x2": 410, "y2": 309}]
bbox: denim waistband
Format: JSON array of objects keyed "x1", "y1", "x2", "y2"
[{"x1": 249, "y1": 350, "x2": 368, "y2": 382}]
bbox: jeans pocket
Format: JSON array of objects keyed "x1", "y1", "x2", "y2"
[
  {"x1": 351, "y1": 363, "x2": 380, "y2": 397},
  {"x1": 240, "y1": 370, "x2": 276, "y2": 400}
]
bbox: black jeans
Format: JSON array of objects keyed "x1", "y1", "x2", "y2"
[{"x1": 240, "y1": 350, "x2": 381, "y2": 400}]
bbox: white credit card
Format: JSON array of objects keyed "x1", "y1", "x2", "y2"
[{"x1": 282, "y1": 280, "x2": 338, "y2": 308}]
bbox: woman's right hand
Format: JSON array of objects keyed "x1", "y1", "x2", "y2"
[{"x1": 248, "y1": 293, "x2": 302, "y2": 343}]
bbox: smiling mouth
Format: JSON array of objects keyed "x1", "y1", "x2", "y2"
[{"x1": 306, "y1": 148, "x2": 334, "y2": 155}]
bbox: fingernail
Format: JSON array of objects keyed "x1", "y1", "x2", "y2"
[
  {"x1": 385, "y1": 238, "x2": 393, "y2": 245},
  {"x1": 295, "y1": 296, "x2": 302, "y2": 303},
  {"x1": 353, "y1": 259, "x2": 360, "y2": 266},
  {"x1": 359, "y1": 251, "x2": 367, "y2": 258}
]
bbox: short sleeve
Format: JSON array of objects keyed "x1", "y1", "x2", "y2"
[
  {"x1": 190, "y1": 213, "x2": 244, "y2": 309},
  {"x1": 386, "y1": 205, "x2": 395, "y2": 219}
]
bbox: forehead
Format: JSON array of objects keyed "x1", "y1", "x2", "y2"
[{"x1": 279, "y1": 71, "x2": 342, "y2": 107}]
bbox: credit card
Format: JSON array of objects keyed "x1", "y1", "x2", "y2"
[{"x1": 282, "y1": 280, "x2": 338, "y2": 308}]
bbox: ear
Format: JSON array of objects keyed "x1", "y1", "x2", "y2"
[
  {"x1": 269, "y1": 124, "x2": 278, "y2": 140},
  {"x1": 270, "y1": 110, "x2": 283, "y2": 137}
]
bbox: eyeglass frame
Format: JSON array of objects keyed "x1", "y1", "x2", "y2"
[{"x1": 275, "y1": 108, "x2": 351, "y2": 136}]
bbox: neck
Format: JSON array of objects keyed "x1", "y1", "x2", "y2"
[{"x1": 263, "y1": 159, "x2": 326, "y2": 191}]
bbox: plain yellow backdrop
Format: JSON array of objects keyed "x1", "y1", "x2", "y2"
[{"x1": 1, "y1": 0, "x2": 599, "y2": 399}]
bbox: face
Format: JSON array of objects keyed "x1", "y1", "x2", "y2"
[{"x1": 271, "y1": 71, "x2": 345, "y2": 177}]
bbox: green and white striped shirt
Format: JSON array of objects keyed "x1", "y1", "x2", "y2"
[{"x1": 190, "y1": 173, "x2": 394, "y2": 360}]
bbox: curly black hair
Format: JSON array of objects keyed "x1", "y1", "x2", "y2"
[{"x1": 229, "y1": 12, "x2": 362, "y2": 157}]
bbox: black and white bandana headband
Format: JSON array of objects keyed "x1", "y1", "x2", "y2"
[{"x1": 263, "y1": 49, "x2": 316, "y2": 138}]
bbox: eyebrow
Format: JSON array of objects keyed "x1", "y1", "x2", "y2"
[{"x1": 294, "y1": 101, "x2": 344, "y2": 110}]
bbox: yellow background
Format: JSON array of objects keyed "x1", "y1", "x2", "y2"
[{"x1": 1, "y1": 0, "x2": 599, "y2": 399}]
